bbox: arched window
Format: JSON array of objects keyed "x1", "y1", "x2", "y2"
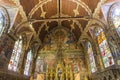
[
  {"x1": 8, "y1": 36, "x2": 23, "y2": 72},
  {"x1": 95, "y1": 27, "x2": 114, "y2": 68},
  {"x1": 108, "y1": 2, "x2": 120, "y2": 37},
  {"x1": 24, "y1": 50, "x2": 33, "y2": 76},
  {"x1": 0, "y1": 6, "x2": 9, "y2": 36},
  {"x1": 87, "y1": 42, "x2": 97, "y2": 73},
  {"x1": 0, "y1": 10, "x2": 5, "y2": 36}
]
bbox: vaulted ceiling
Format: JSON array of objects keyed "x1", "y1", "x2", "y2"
[{"x1": 0, "y1": 0, "x2": 113, "y2": 43}]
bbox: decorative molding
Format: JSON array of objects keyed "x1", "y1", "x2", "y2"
[
  {"x1": 28, "y1": 0, "x2": 92, "y2": 19},
  {"x1": 78, "y1": 0, "x2": 107, "y2": 43},
  {"x1": 37, "y1": 13, "x2": 84, "y2": 42},
  {"x1": 85, "y1": 0, "x2": 107, "y2": 32},
  {"x1": 60, "y1": 13, "x2": 83, "y2": 32},
  {"x1": 28, "y1": 0, "x2": 52, "y2": 19},
  {"x1": 73, "y1": 0, "x2": 92, "y2": 16},
  {"x1": 57, "y1": 0, "x2": 61, "y2": 17},
  {"x1": 73, "y1": 3, "x2": 79, "y2": 16},
  {"x1": 36, "y1": 18, "x2": 56, "y2": 36},
  {"x1": 14, "y1": 0, "x2": 92, "y2": 45},
  {"x1": 70, "y1": 21, "x2": 75, "y2": 31},
  {"x1": 85, "y1": 0, "x2": 107, "y2": 31},
  {"x1": 93, "y1": 0, "x2": 107, "y2": 18},
  {"x1": 11, "y1": 0, "x2": 27, "y2": 21},
  {"x1": 40, "y1": 6, "x2": 46, "y2": 18},
  {"x1": 37, "y1": 13, "x2": 83, "y2": 36},
  {"x1": 37, "y1": 22, "x2": 48, "y2": 36}
]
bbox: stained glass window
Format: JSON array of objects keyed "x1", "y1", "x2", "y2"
[
  {"x1": 24, "y1": 50, "x2": 33, "y2": 76},
  {"x1": 95, "y1": 27, "x2": 114, "y2": 68},
  {"x1": 87, "y1": 42, "x2": 97, "y2": 73},
  {"x1": 8, "y1": 36, "x2": 23, "y2": 72},
  {"x1": 0, "y1": 11, "x2": 5, "y2": 36},
  {"x1": 108, "y1": 3, "x2": 120, "y2": 37}
]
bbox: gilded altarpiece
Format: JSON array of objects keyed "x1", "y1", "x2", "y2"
[{"x1": 34, "y1": 27, "x2": 88, "y2": 80}]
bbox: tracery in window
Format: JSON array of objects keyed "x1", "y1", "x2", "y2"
[
  {"x1": 8, "y1": 36, "x2": 23, "y2": 72},
  {"x1": 108, "y1": 2, "x2": 120, "y2": 37},
  {"x1": 24, "y1": 50, "x2": 33, "y2": 76},
  {"x1": 95, "y1": 27, "x2": 114, "y2": 68},
  {"x1": 87, "y1": 42, "x2": 97, "y2": 73},
  {"x1": 0, "y1": 6, "x2": 9, "y2": 36},
  {"x1": 0, "y1": 11, "x2": 5, "y2": 36}
]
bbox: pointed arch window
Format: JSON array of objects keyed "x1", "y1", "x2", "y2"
[
  {"x1": 0, "y1": 12, "x2": 5, "y2": 36},
  {"x1": 0, "y1": 9, "x2": 6, "y2": 36},
  {"x1": 0, "y1": 6, "x2": 9, "y2": 36},
  {"x1": 8, "y1": 36, "x2": 23, "y2": 72},
  {"x1": 24, "y1": 50, "x2": 33, "y2": 76},
  {"x1": 87, "y1": 42, "x2": 97, "y2": 73},
  {"x1": 95, "y1": 27, "x2": 114, "y2": 68},
  {"x1": 108, "y1": 2, "x2": 120, "y2": 37}
]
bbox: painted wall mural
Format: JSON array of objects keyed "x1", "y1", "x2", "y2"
[
  {"x1": 43, "y1": 27, "x2": 77, "y2": 51},
  {"x1": 34, "y1": 27, "x2": 86, "y2": 80}
]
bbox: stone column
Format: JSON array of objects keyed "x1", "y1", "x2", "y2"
[
  {"x1": 31, "y1": 49, "x2": 40, "y2": 79},
  {"x1": 93, "y1": 39, "x2": 104, "y2": 71},
  {"x1": 19, "y1": 47, "x2": 28, "y2": 74},
  {"x1": 31, "y1": 44, "x2": 40, "y2": 78},
  {"x1": 83, "y1": 47, "x2": 91, "y2": 74},
  {"x1": 31, "y1": 57, "x2": 37, "y2": 75},
  {"x1": 19, "y1": 34, "x2": 31, "y2": 75},
  {"x1": 91, "y1": 41, "x2": 102, "y2": 72},
  {"x1": 92, "y1": 32, "x2": 105, "y2": 71}
]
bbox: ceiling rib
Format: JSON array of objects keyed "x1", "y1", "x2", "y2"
[
  {"x1": 58, "y1": 0, "x2": 60, "y2": 18},
  {"x1": 58, "y1": 0, "x2": 61, "y2": 26},
  {"x1": 31, "y1": 16, "x2": 89, "y2": 23}
]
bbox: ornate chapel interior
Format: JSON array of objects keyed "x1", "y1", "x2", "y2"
[{"x1": 0, "y1": 0, "x2": 120, "y2": 80}]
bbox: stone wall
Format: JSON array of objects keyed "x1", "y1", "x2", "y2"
[{"x1": 0, "y1": 34, "x2": 14, "y2": 71}]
